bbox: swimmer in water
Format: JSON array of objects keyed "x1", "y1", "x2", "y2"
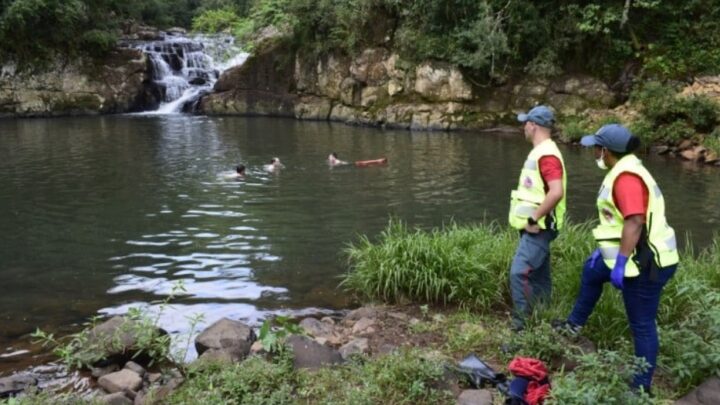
[
  {"x1": 264, "y1": 157, "x2": 284, "y2": 172},
  {"x1": 236, "y1": 164, "x2": 246, "y2": 178},
  {"x1": 328, "y1": 152, "x2": 348, "y2": 166}
]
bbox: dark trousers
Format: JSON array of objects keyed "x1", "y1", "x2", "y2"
[
  {"x1": 509, "y1": 230, "x2": 557, "y2": 329},
  {"x1": 568, "y1": 253, "x2": 677, "y2": 391}
]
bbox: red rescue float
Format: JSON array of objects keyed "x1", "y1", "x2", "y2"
[{"x1": 354, "y1": 157, "x2": 388, "y2": 167}]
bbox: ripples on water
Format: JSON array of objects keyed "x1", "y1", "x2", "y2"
[{"x1": 0, "y1": 115, "x2": 718, "y2": 365}]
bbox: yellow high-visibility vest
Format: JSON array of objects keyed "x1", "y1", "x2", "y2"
[
  {"x1": 593, "y1": 154, "x2": 679, "y2": 276},
  {"x1": 508, "y1": 139, "x2": 567, "y2": 230}
]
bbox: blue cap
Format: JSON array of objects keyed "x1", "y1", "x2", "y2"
[
  {"x1": 580, "y1": 124, "x2": 633, "y2": 153},
  {"x1": 517, "y1": 105, "x2": 555, "y2": 127}
]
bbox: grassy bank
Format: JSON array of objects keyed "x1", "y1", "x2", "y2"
[{"x1": 343, "y1": 220, "x2": 720, "y2": 401}]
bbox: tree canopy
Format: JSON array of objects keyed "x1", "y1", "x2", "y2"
[{"x1": 2, "y1": 0, "x2": 719, "y2": 83}]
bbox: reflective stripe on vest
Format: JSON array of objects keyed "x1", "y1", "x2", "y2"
[
  {"x1": 593, "y1": 154, "x2": 679, "y2": 277},
  {"x1": 508, "y1": 139, "x2": 567, "y2": 230}
]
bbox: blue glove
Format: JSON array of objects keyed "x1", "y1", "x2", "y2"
[
  {"x1": 611, "y1": 254, "x2": 628, "y2": 290},
  {"x1": 587, "y1": 249, "x2": 602, "y2": 268}
]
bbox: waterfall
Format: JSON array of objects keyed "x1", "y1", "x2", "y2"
[{"x1": 128, "y1": 33, "x2": 248, "y2": 114}]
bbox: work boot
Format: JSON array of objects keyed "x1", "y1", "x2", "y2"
[{"x1": 551, "y1": 319, "x2": 581, "y2": 337}]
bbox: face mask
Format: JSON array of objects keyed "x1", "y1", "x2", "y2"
[{"x1": 596, "y1": 148, "x2": 608, "y2": 170}]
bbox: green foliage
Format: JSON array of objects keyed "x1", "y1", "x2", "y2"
[
  {"x1": 703, "y1": 128, "x2": 720, "y2": 155},
  {"x1": 170, "y1": 350, "x2": 296, "y2": 404},
  {"x1": 549, "y1": 350, "x2": 653, "y2": 404},
  {"x1": 342, "y1": 219, "x2": 516, "y2": 309},
  {"x1": 194, "y1": 0, "x2": 252, "y2": 17},
  {"x1": 0, "y1": 0, "x2": 90, "y2": 66},
  {"x1": 0, "y1": 0, "x2": 209, "y2": 65},
  {"x1": 192, "y1": 7, "x2": 240, "y2": 33},
  {"x1": 654, "y1": 239, "x2": 720, "y2": 392},
  {"x1": 297, "y1": 349, "x2": 453, "y2": 405},
  {"x1": 258, "y1": 315, "x2": 304, "y2": 354},
  {"x1": 2, "y1": 0, "x2": 720, "y2": 81},
  {"x1": 344, "y1": 220, "x2": 720, "y2": 396},
  {"x1": 169, "y1": 348, "x2": 453, "y2": 404},
  {"x1": 557, "y1": 114, "x2": 622, "y2": 142},
  {"x1": 630, "y1": 81, "x2": 720, "y2": 144},
  {"x1": 32, "y1": 281, "x2": 202, "y2": 374},
  {"x1": 506, "y1": 322, "x2": 574, "y2": 363},
  {"x1": 228, "y1": 0, "x2": 720, "y2": 83}
]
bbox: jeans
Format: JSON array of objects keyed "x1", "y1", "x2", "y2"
[
  {"x1": 568, "y1": 252, "x2": 677, "y2": 391},
  {"x1": 509, "y1": 230, "x2": 557, "y2": 329}
]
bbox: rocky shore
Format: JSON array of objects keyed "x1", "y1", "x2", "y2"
[{"x1": 2, "y1": 305, "x2": 719, "y2": 404}]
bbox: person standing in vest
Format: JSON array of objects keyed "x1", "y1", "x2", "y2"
[
  {"x1": 555, "y1": 124, "x2": 679, "y2": 393},
  {"x1": 509, "y1": 105, "x2": 567, "y2": 331}
]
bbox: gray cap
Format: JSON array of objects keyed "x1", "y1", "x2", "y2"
[
  {"x1": 517, "y1": 105, "x2": 554, "y2": 127},
  {"x1": 580, "y1": 124, "x2": 634, "y2": 153}
]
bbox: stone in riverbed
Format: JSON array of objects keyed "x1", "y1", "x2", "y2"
[
  {"x1": 674, "y1": 376, "x2": 720, "y2": 404},
  {"x1": 352, "y1": 317, "x2": 376, "y2": 335},
  {"x1": 92, "y1": 364, "x2": 120, "y2": 379},
  {"x1": 339, "y1": 338, "x2": 369, "y2": 359},
  {"x1": 194, "y1": 318, "x2": 256, "y2": 356},
  {"x1": 457, "y1": 389, "x2": 493, "y2": 405},
  {"x1": 299, "y1": 317, "x2": 335, "y2": 339},
  {"x1": 286, "y1": 335, "x2": 343, "y2": 370},
  {"x1": 0, "y1": 374, "x2": 37, "y2": 397},
  {"x1": 344, "y1": 307, "x2": 379, "y2": 324},
  {"x1": 101, "y1": 392, "x2": 133, "y2": 405},
  {"x1": 195, "y1": 342, "x2": 252, "y2": 364},
  {"x1": 98, "y1": 369, "x2": 143, "y2": 394},
  {"x1": 123, "y1": 361, "x2": 145, "y2": 377},
  {"x1": 86, "y1": 316, "x2": 167, "y2": 366}
]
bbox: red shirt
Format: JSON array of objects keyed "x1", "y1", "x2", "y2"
[
  {"x1": 539, "y1": 156, "x2": 563, "y2": 192},
  {"x1": 613, "y1": 173, "x2": 649, "y2": 219}
]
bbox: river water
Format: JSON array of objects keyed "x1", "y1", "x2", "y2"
[{"x1": 1, "y1": 115, "x2": 718, "y2": 367}]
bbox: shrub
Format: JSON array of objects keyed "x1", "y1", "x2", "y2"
[
  {"x1": 630, "y1": 81, "x2": 720, "y2": 144},
  {"x1": 297, "y1": 348, "x2": 453, "y2": 405},
  {"x1": 549, "y1": 350, "x2": 653, "y2": 404},
  {"x1": 557, "y1": 114, "x2": 621, "y2": 142},
  {"x1": 192, "y1": 7, "x2": 241, "y2": 33},
  {"x1": 32, "y1": 282, "x2": 201, "y2": 373},
  {"x1": 703, "y1": 128, "x2": 720, "y2": 155},
  {"x1": 342, "y1": 219, "x2": 516, "y2": 309},
  {"x1": 170, "y1": 350, "x2": 296, "y2": 404}
]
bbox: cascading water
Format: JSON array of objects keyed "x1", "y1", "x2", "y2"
[{"x1": 128, "y1": 33, "x2": 248, "y2": 114}]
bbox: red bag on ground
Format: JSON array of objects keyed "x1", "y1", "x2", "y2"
[{"x1": 508, "y1": 357, "x2": 551, "y2": 405}]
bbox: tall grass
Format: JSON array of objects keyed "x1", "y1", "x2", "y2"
[
  {"x1": 343, "y1": 220, "x2": 516, "y2": 310},
  {"x1": 343, "y1": 219, "x2": 720, "y2": 394}
]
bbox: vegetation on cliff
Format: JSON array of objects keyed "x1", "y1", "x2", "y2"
[
  {"x1": 191, "y1": 0, "x2": 720, "y2": 85},
  {"x1": 4, "y1": 0, "x2": 717, "y2": 84}
]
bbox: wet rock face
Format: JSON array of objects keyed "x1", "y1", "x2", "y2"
[
  {"x1": 201, "y1": 35, "x2": 615, "y2": 130},
  {"x1": 0, "y1": 48, "x2": 156, "y2": 118},
  {"x1": 200, "y1": 39, "x2": 296, "y2": 117}
]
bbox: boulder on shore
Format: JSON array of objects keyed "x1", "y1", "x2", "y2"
[
  {"x1": 286, "y1": 335, "x2": 344, "y2": 370},
  {"x1": 0, "y1": 374, "x2": 37, "y2": 398},
  {"x1": 194, "y1": 318, "x2": 256, "y2": 358}
]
